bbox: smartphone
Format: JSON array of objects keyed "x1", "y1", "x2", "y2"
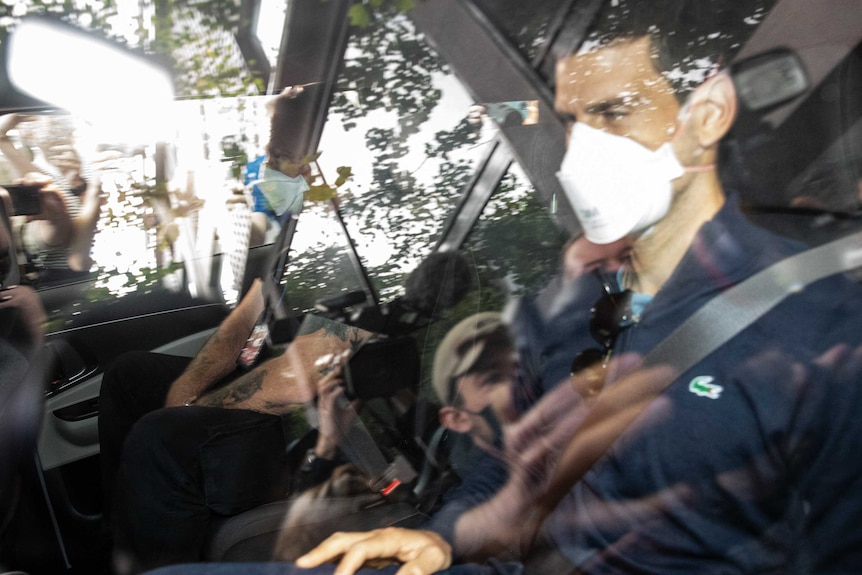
[{"x1": 2, "y1": 184, "x2": 42, "y2": 216}]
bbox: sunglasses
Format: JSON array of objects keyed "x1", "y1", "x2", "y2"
[{"x1": 570, "y1": 286, "x2": 635, "y2": 397}]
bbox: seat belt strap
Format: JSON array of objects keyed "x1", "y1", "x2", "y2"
[
  {"x1": 336, "y1": 415, "x2": 417, "y2": 493},
  {"x1": 644, "y1": 230, "x2": 862, "y2": 370},
  {"x1": 308, "y1": 393, "x2": 417, "y2": 494}
]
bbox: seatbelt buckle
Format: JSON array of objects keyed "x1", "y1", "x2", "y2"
[{"x1": 371, "y1": 454, "x2": 417, "y2": 495}]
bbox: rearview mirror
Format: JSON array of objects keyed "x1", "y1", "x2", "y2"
[
  {"x1": 732, "y1": 49, "x2": 808, "y2": 112},
  {"x1": 478, "y1": 100, "x2": 541, "y2": 127},
  {"x1": 6, "y1": 16, "x2": 175, "y2": 142}
]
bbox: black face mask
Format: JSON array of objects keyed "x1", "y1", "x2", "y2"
[
  {"x1": 451, "y1": 402, "x2": 505, "y2": 450},
  {"x1": 445, "y1": 404, "x2": 505, "y2": 479},
  {"x1": 477, "y1": 404, "x2": 504, "y2": 450}
]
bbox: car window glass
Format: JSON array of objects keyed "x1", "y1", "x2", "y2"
[
  {"x1": 470, "y1": 0, "x2": 562, "y2": 65},
  {"x1": 0, "y1": 98, "x2": 267, "y2": 326},
  {"x1": 408, "y1": 164, "x2": 565, "y2": 400},
  {"x1": 459, "y1": 165, "x2": 565, "y2": 309},
  {"x1": 0, "y1": 112, "x2": 183, "y2": 331},
  {"x1": 322, "y1": 12, "x2": 487, "y2": 302},
  {"x1": 274, "y1": 201, "x2": 373, "y2": 316}
]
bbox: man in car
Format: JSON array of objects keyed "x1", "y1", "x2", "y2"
[
  {"x1": 290, "y1": 1, "x2": 862, "y2": 573},
  {"x1": 103, "y1": 307, "x2": 371, "y2": 574},
  {"x1": 137, "y1": 311, "x2": 539, "y2": 575},
  {"x1": 432, "y1": 312, "x2": 518, "y2": 456},
  {"x1": 112, "y1": 307, "x2": 518, "y2": 575},
  {"x1": 97, "y1": 86, "x2": 334, "y2": 573},
  {"x1": 100, "y1": 239, "x2": 475, "y2": 571}
]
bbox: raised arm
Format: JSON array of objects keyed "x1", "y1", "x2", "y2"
[
  {"x1": 163, "y1": 279, "x2": 265, "y2": 407},
  {"x1": 19, "y1": 174, "x2": 74, "y2": 253},
  {"x1": 67, "y1": 171, "x2": 101, "y2": 272},
  {"x1": 64, "y1": 148, "x2": 121, "y2": 272}
]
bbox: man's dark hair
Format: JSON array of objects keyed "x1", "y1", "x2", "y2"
[{"x1": 555, "y1": 0, "x2": 777, "y2": 100}]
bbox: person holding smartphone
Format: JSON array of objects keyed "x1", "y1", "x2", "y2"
[{"x1": 0, "y1": 113, "x2": 104, "y2": 284}]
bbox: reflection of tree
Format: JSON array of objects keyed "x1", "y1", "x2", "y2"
[
  {"x1": 317, "y1": 6, "x2": 559, "y2": 311},
  {"x1": 90, "y1": 171, "x2": 185, "y2": 290},
  {"x1": 458, "y1": 172, "x2": 565, "y2": 311},
  {"x1": 281, "y1": 245, "x2": 361, "y2": 314},
  {"x1": 153, "y1": 0, "x2": 262, "y2": 97},
  {"x1": 346, "y1": 0, "x2": 415, "y2": 29},
  {"x1": 327, "y1": 9, "x2": 484, "y2": 300},
  {"x1": 330, "y1": 11, "x2": 444, "y2": 137},
  {"x1": 0, "y1": 0, "x2": 260, "y2": 97},
  {"x1": 0, "y1": 0, "x2": 118, "y2": 43}
]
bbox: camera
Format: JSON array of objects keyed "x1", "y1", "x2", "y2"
[
  {"x1": 3, "y1": 184, "x2": 42, "y2": 216},
  {"x1": 343, "y1": 337, "x2": 420, "y2": 400}
]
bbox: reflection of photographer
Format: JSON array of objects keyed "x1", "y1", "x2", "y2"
[
  {"x1": 0, "y1": 113, "x2": 107, "y2": 284},
  {"x1": 0, "y1": 211, "x2": 45, "y2": 361}
]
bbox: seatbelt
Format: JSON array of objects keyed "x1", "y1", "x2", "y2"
[
  {"x1": 535, "y1": 229, "x2": 862, "y2": 514},
  {"x1": 306, "y1": 388, "x2": 417, "y2": 495},
  {"x1": 336, "y1": 412, "x2": 417, "y2": 494}
]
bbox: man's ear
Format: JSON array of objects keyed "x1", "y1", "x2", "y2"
[
  {"x1": 439, "y1": 406, "x2": 473, "y2": 434},
  {"x1": 690, "y1": 72, "x2": 738, "y2": 149}
]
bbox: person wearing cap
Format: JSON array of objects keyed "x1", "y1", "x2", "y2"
[
  {"x1": 136, "y1": 312, "x2": 529, "y2": 575},
  {"x1": 432, "y1": 311, "x2": 518, "y2": 455}
]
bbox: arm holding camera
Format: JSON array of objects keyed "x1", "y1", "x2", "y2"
[
  {"x1": 1, "y1": 114, "x2": 110, "y2": 274},
  {"x1": 188, "y1": 307, "x2": 373, "y2": 413},
  {"x1": 17, "y1": 173, "x2": 74, "y2": 251}
]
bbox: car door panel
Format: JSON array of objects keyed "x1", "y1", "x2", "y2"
[{"x1": 39, "y1": 302, "x2": 225, "y2": 470}]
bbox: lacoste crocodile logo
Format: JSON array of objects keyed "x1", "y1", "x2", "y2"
[{"x1": 688, "y1": 376, "x2": 723, "y2": 399}]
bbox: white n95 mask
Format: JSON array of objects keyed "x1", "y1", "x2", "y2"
[
  {"x1": 257, "y1": 165, "x2": 308, "y2": 216},
  {"x1": 556, "y1": 122, "x2": 684, "y2": 244}
]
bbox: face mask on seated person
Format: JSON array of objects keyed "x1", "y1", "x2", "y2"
[
  {"x1": 556, "y1": 122, "x2": 685, "y2": 244},
  {"x1": 258, "y1": 165, "x2": 308, "y2": 216}
]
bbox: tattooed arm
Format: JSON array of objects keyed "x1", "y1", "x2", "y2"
[
  {"x1": 192, "y1": 359, "x2": 308, "y2": 413},
  {"x1": 193, "y1": 315, "x2": 374, "y2": 414},
  {"x1": 164, "y1": 279, "x2": 266, "y2": 407}
]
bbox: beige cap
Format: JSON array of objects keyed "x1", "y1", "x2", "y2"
[{"x1": 432, "y1": 312, "x2": 506, "y2": 405}]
